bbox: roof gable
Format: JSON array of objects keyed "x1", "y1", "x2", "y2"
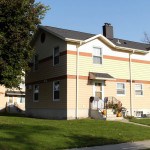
[{"x1": 38, "y1": 25, "x2": 150, "y2": 52}]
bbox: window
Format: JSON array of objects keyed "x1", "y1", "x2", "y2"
[
  {"x1": 33, "y1": 85, "x2": 39, "y2": 101},
  {"x1": 53, "y1": 81, "x2": 60, "y2": 101},
  {"x1": 95, "y1": 82, "x2": 102, "y2": 99},
  {"x1": 41, "y1": 32, "x2": 46, "y2": 43},
  {"x1": 93, "y1": 47, "x2": 102, "y2": 64},
  {"x1": 135, "y1": 84, "x2": 143, "y2": 95},
  {"x1": 117, "y1": 83, "x2": 125, "y2": 95},
  {"x1": 135, "y1": 111, "x2": 143, "y2": 117},
  {"x1": 34, "y1": 54, "x2": 39, "y2": 70},
  {"x1": 17, "y1": 97, "x2": 25, "y2": 103},
  {"x1": 53, "y1": 47, "x2": 59, "y2": 65}
]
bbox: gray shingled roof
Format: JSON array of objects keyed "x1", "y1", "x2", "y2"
[
  {"x1": 109, "y1": 38, "x2": 150, "y2": 51},
  {"x1": 40, "y1": 26, "x2": 150, "y2": 51},
  {"x1": 42, "y1": 26, "x2": 95, "y2": 40}
]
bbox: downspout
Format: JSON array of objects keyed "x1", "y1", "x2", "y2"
[
  {"x1": 75, "y1": 42, "x2": 82, "y2": 119},
  {"x1": 129, "y1": 50, "x2": 134, "y2": 116}
]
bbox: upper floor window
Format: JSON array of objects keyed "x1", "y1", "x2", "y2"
[
  {"x1": 135, "y1": 84, "x2": 143, "y2": 95},
  {"x1": 117, "y1": 83, "x2": 125, "y2": 95},
  {"x1": 53, "y1": 47, "x2": 59, "y2": 65},
  {"x1": 93, "y1": 47, "x2": 102, "y2": 64},
  {"x1": 53, "y1": 81, "x2": 60, "y2": 101},
  {"x1": 33, "y1": 84, "x2": 39, "y2": 102},
  {"x1": 34, "y1": 54, "x2": 39, "y2": 70}
]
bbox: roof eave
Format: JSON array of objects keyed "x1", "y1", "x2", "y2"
[
  {"x1": 39, "y1": 26, "x2": 66, "y2": 41},
  {"x1": 115, "y1": 46, "x2": 149, "y2": 54}
]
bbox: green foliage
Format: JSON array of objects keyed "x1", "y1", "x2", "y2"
[{"x1": 0, "y1": 0, "x2": 49, "y2": 88}]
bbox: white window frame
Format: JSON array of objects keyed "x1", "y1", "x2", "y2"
[
  {"x1": 53, "y1": 81, "x2": 60, "y2": 101},
  {"x1": 135, "y1": 83, "x2": 143, "y2": 96},
  {"x1": 116, "y1": 83, "x2": 125, "y2": 96},
  {"x1": 53, "y1": 47, "x2": 60, "y2": 66},
  {"x1": 33, "y1": 84, "x2": 39, "y2": 102},
  {"x1": 93, "y1": 47, "x2": 103, "y2": 64}
]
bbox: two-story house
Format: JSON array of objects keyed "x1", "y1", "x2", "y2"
[{"x1": 26, "y1": 23, "x2": 150, "y2": 119}]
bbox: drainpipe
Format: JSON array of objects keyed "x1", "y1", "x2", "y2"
[
  {"x1": 129, "y1": 50, "x2": 134, "y2": 116},
  {"x1": 75, "y1": 42, "x2": 82, "y2": 119}
]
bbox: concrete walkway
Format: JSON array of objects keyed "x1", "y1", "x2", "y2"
[
  {"x1": 70, "y1": 140, "x2": 150, "y2": 150},
  {"x1": 118, "y1": 118, "x2": 150, "y2": 128},
  {"x1": 69, "y1": 120, "x2": 150, "y2": 150}
]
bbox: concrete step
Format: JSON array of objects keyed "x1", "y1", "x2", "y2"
[{"x1": 107, "y1": 117, "x2": 123, "y2": 121}]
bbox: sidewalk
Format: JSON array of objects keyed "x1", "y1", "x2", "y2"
[{"x1": 70, "y1": 140, "x2": 150, "y2": 150}]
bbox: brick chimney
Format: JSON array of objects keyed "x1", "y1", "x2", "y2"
[{"x1": 103, "y1": 23, "x2": 113, "y2": 39}]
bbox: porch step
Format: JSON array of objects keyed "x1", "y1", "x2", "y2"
[{"x1": 106, "y1": 116, "x2": 123, "y2": 121}]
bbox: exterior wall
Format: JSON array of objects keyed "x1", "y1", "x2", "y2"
[
  {"x1": 26, "y1": 78, "x2": 67, "y2": 119},
  {"x1": 26, "y1": 31, "x2": 67, "y2": 119},
  {"x1": 0, "y1": 85, "x2": 25, "y2": 113},
  {"x1": 67, "y1": 39, "x2": 150, "y2": 117}
]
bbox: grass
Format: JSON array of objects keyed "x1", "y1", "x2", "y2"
[
  {"x1": 0, "y1": 115, "x2": 150, "y2": 150},
  {"x1": 129, "y1": 118, "x2": 150, "y2": 126}
]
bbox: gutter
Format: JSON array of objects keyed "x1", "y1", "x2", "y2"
[
  {"x1": 129, "y1": 50, "x2": 135, "y2": 116},
  {"x1": 75, "y1": 41, "x2": 83, "y2": 119}
]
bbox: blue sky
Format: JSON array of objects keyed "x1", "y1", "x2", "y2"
[{"x1": 35, "y1": 0, "x2": 150, "y2": 42}]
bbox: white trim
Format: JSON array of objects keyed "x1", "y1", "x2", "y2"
[
  {"x1": 116, "y1": 82, "x2": 126, "y2": 96},
  {"x1": 53, "y1": 80, "x2": 60, "y2": 101}
]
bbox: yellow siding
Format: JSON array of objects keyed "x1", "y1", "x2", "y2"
[{"x1": 26, "y1": 79, "x2": 67, "y2": 109}]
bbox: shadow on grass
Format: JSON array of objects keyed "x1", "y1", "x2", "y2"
[
  {"x1": 0, "y1": 123, "x2": 59, "y2": 150},
  {"x1": 64, "y1": 134, "x2": 125, "y2": 149}
]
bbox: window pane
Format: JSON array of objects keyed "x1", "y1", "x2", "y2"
[
  {"x1": 34, "y1": 85, "x2": 39, "y2": 101},
  {"x1": 135, "y1": 84, "x2": 142, "y2": 90},
  {"x1": 93, "y1": 47, "x2": 102, "y2": 56},
  {"x1": 93, "y1": 56, "x2": 102, "y2": 64},
  {"x1": 54, "y1": 47, "x2": 59, "y2": 56},
  {"x1": 54, "y1": 81, "x2": 60, "y2": 100},
  {"x1": 54, "y1": 47, "x2": 59, "y2": 65},
  {"x1": 117, "y1": 83, "x2": 125, "y2": 95},
  {"x1": 95, "y1": 92, "x2": 102, "y2": 99},
  {"x1": 117, "y1": 83, "x2": 124, "y2": 89},
  {"x1": 34, "y1": 54, "x2": 38, "y2": 70},
  {"x1": 34, "y1": 93, "x2": 39, "y2": 101}
]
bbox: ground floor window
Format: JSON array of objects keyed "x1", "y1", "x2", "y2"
[
  {"x1": 53, "y1": 81, "x2": 60, "y2": 101},
  {"x1": 33, "y1": 84, "x2": 39, "y2": 102},
  {"x1": 17, "y1": 97, "x2": 25, "y2": 103},
  {"x1": 135, "y1": 84, "x2": 143, "y2": 95},
  {"x1": 116, "y1": 83, "x2": 125, "y2": 95}
]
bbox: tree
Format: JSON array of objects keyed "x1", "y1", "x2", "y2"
[{"x1": 0, "y1": 0, "x2": 49, "y2": 88}]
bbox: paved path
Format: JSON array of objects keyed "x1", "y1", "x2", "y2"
[
  {"x1": 70, "y1": 140, "x2": 150, "y2": 150},
  {"x1": 69, "y1": 120, "x2": 150, "y2": 150},
  {"x1": 117, "y1": 119, "x2": 150, "y2": 128}
]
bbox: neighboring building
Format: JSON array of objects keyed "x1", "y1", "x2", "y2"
[
  {"x1": 26, "y1": 23, "x2": 150, "y2": 119},
  {"x1": 0, "y1": 83, "x2": 25, "y2": 113}
]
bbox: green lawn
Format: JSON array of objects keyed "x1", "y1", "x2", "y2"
[
  {"x1": 129, "y1": 118, "x2": 150, "y2": 126},
  {"x1": 0, "y1": 115, "x2": 150, "y2": 150}
]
